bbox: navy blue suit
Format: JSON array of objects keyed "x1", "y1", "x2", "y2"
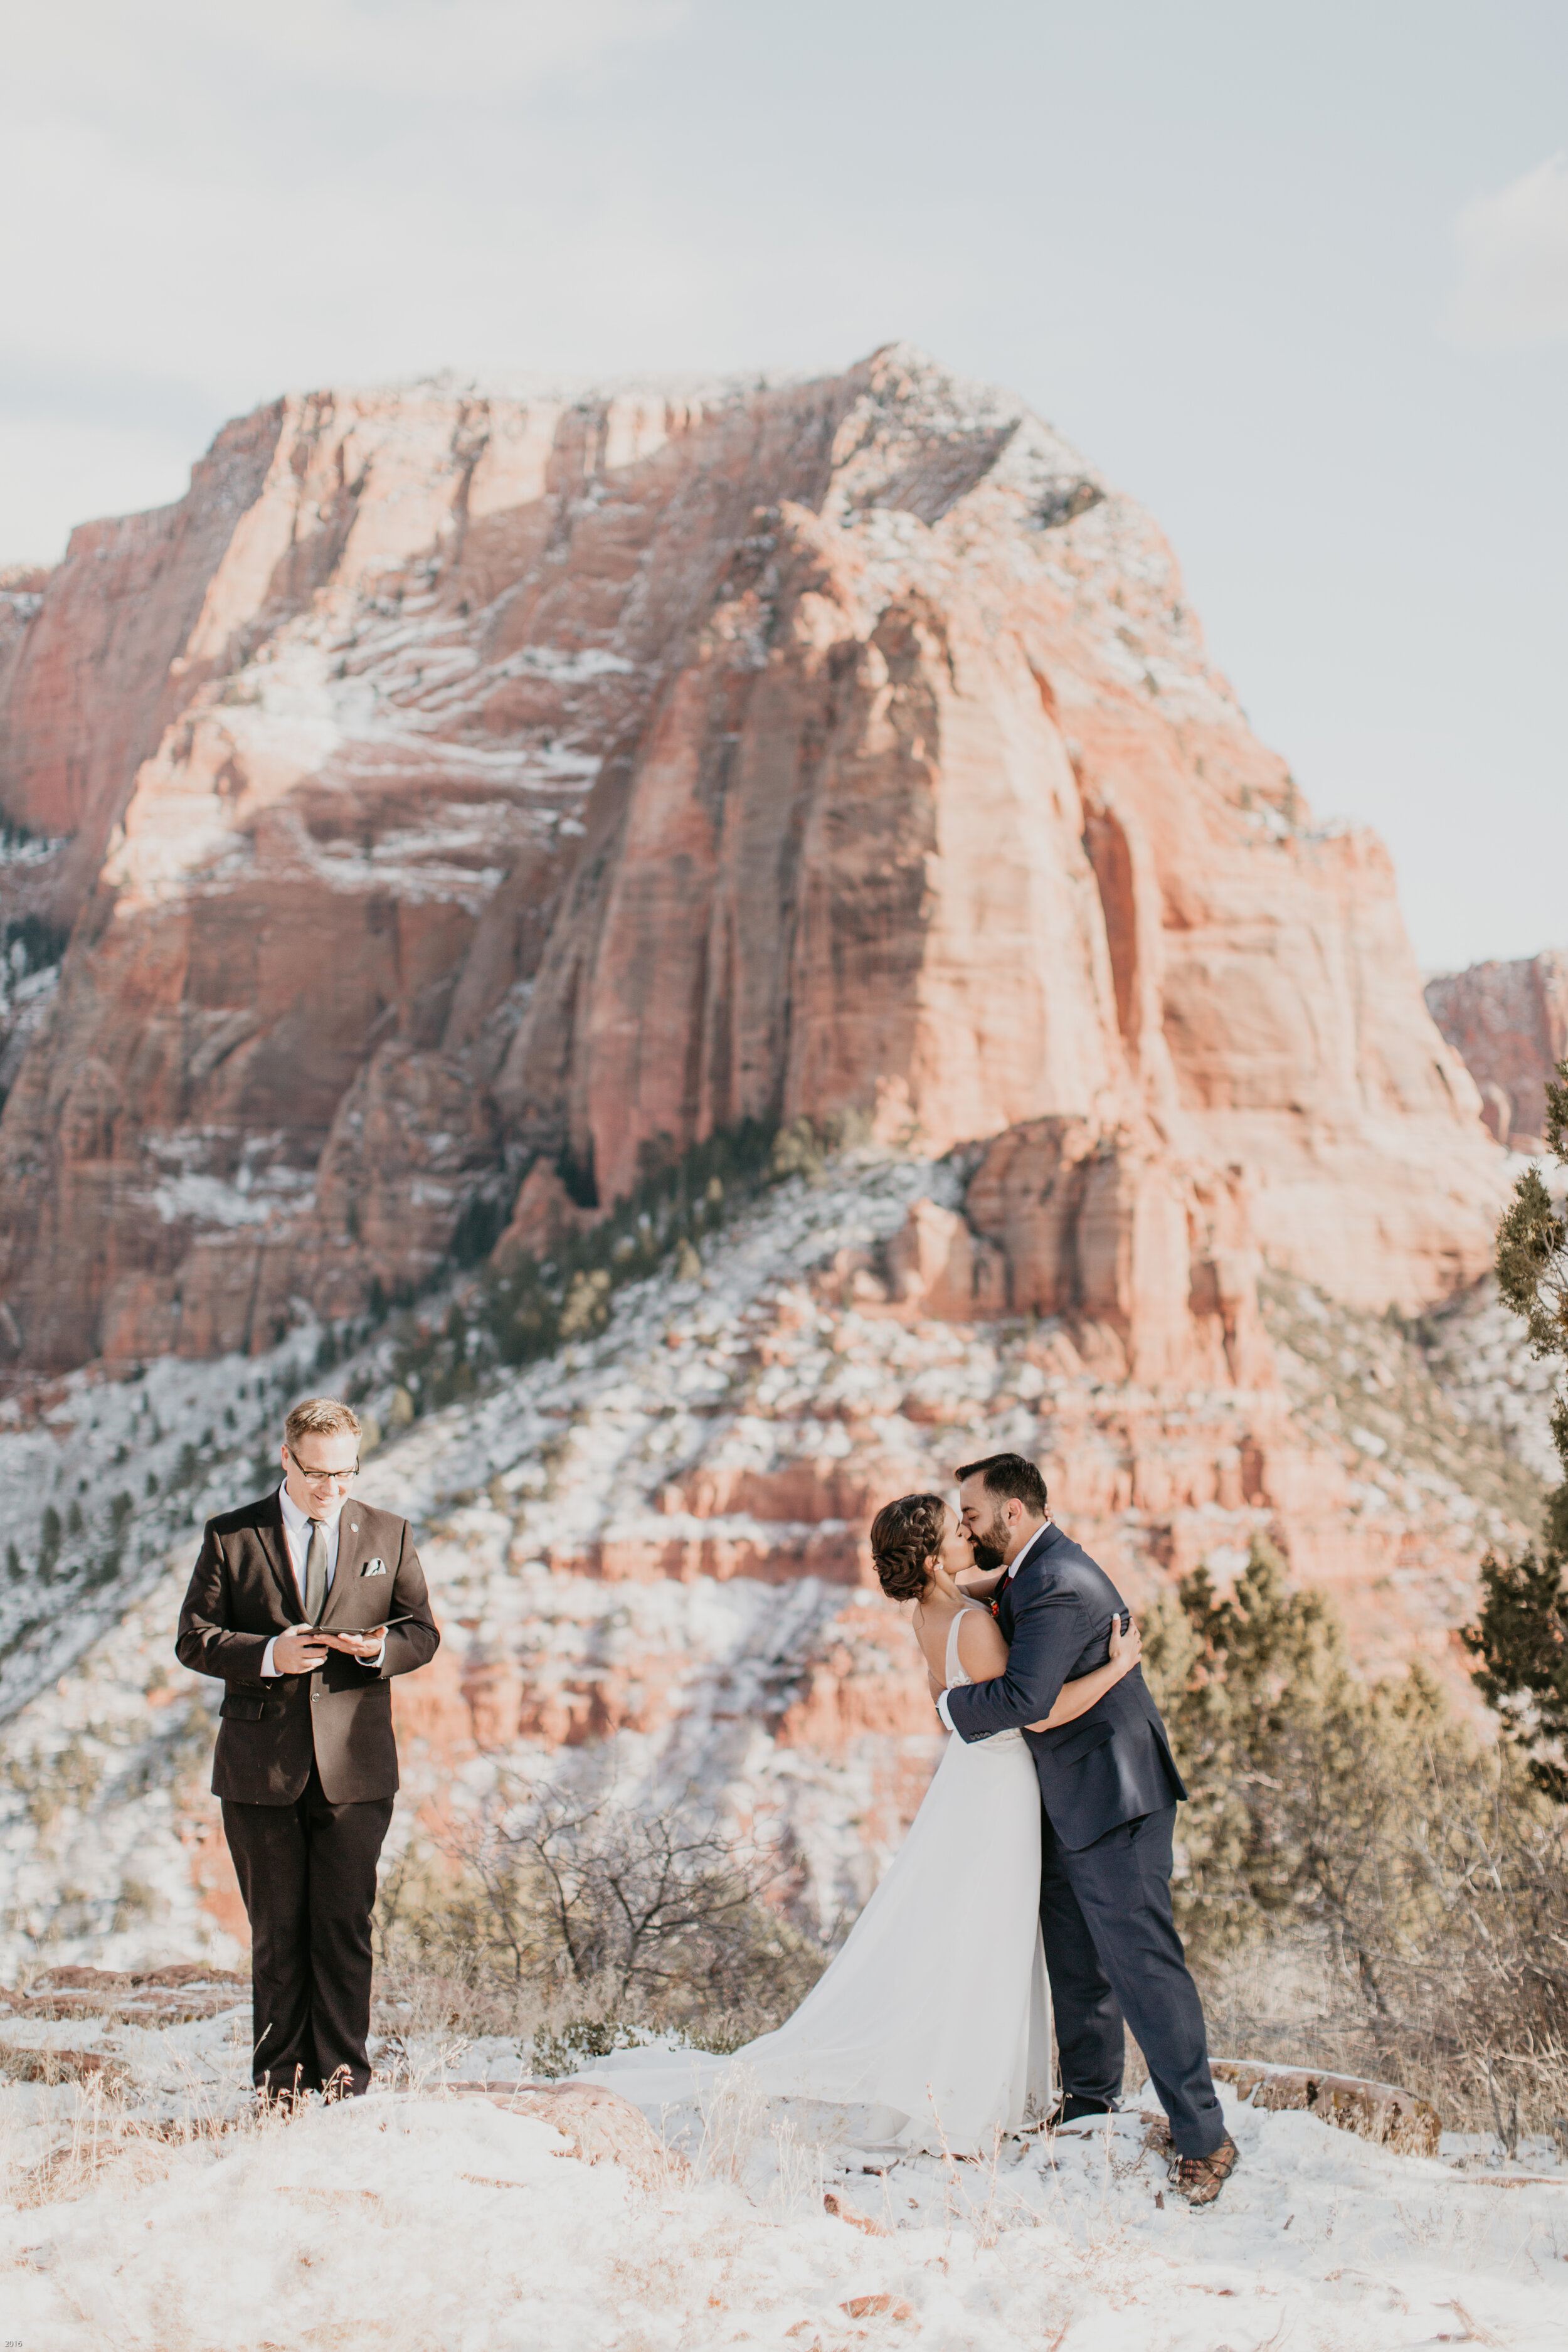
[{"x1": 944, "y1": 1520, "x2": 1222, "y2": 2154}]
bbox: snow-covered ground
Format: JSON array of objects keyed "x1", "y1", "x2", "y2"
[{"x1": 3, "y1": 1998, "x2": 1566, "y2": 2349}]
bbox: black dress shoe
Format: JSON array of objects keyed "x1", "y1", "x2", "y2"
[{"x1": 1046, "y1": 2094, "x2": 1115, "y2": 2127}]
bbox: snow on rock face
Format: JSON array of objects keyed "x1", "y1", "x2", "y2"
[
  {"x1": 1, "y1": 2003, "x2": 1565, "y2": 2350},
  {"x1": 0, "y1": 347, "x2": 1502, "y2": 1375},
  {"x1": 0, "y1": 1156, "x2": 1550, "y2": 1978}
]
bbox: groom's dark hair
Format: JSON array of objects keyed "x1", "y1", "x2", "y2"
[{"x1": 955, "y1": 1453, "x2": 1048, "y2": 1516}]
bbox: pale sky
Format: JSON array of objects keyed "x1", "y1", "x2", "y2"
[{"x1": 2, "y1": 0, "x2": 1564, "y2": 973}]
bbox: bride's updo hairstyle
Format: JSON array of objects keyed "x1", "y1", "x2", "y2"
[{"x1": 869, "y1": 1492, "x2": 949, "y2": 1602}]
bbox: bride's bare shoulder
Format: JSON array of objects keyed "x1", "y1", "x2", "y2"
[{"x1": 954, "y1": 1604, "x2": 1009, "y2": 1682}]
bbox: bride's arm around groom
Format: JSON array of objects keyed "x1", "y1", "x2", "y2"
[{"x1": 940, "y1": 1517, "x2": 1184, "y2": 1851}]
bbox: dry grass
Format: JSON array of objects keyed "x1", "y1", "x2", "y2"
[
  {"x1": 1192, "y1": 1929, "x2": 1568, "y2": 2148},
  {"x1": 366, "y1": 1949, "x2": 780, "y2": 2093},
  {"x1": 0, "y1": 2038, "x2": 130, "y2": 2090},
  {"x1": 0, "y1": 2035, "x2": 265, "y2": 2211}
]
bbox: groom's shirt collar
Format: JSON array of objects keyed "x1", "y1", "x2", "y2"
[{"x1": 1007, "y1": 1518, "x2": 1054, "y2": 1579}]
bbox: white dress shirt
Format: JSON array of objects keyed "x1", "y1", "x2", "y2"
[
  {"x1": 935, "y1": 1518, "x2": 1053, "y2": 1731},
  {"x1": 260, "y1": 1483, "x2": 384, "y2": 1677}
]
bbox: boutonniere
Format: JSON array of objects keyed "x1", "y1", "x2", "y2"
[{"x1": 990, "y1": 1599, "x2": 1000, "y2": 1618}]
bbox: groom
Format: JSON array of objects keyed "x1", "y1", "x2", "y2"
[{"x1": 937, "y1": 1452, "x2": 1238, "y2": 2206}]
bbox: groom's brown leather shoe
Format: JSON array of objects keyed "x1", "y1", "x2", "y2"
[{"x1": 1168, "y1": 2132, "x2": 1240, "y2": 2206}]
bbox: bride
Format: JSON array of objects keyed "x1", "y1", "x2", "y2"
[{"x1": 581, "y1": 1490, "x2": 1143, "y2": 2154}]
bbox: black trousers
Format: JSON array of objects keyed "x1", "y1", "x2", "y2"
[
  {"x1": 1039, "y1": 1802, "x2": 1224, "y2": 2156},
  {"x1": 222, "y1": 1761, "x2": 394, "y2": 2097}
]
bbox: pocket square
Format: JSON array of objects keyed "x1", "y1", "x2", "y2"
[{"x1": 361, "y1": 1559, "x2": 388, "y2": 1577}]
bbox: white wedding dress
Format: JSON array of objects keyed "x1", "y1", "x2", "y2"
[{"x1": 578, "y1": 1608, "x2": 1054, "y2": 2154}]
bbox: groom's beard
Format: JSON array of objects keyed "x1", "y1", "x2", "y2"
[{"x1": 973, "y1": 1508, "x2": 1019, "y2": 1575}]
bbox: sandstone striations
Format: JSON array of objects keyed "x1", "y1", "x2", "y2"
[
  {"x1": 1426, "y1": 951, "x2": 1568, "y2": 1153},
  {"x1": 0, "y1": 348, "x2": 1503, "y2": 1376}
]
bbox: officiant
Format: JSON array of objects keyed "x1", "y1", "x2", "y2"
[{"x1": 176, "y1": 1397, "x2": 439, "y2": 2101}]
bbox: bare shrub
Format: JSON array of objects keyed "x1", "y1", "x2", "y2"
[{"x1": 371, "y1": 1779, "x2": 825, "y2": 2066}]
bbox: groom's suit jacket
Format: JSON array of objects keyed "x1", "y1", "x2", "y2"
[
  {"x1": 176, "y1": 1491, "x2": 439, "y2": 1806},
  {"x1": 945, "y1": 1520, "x2": 1184, "y2": 1850}
]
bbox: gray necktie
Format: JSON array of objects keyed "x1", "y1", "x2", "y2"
[{"x1": 304, "y1": 1518, "x2": 329, "y2": 1626}]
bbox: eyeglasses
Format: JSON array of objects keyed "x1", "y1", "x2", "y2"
[{"x1": 285, "y1": 1446, "x2": 360, "y2": 1490}]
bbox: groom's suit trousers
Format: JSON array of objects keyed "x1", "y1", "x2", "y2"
[{"x1": 1039, "y1": 1802, "x2": 1223, "y2": 2156}]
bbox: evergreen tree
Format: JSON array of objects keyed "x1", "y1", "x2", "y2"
[
  {"x1": 1463, "y1": 1056, "x2": 1568, "y2": 1801},
  {"x1": 1143, "y1": 1535, "x2": 1498, "y2": 2000}
]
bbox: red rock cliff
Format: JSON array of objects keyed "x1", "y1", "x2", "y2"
[
  {"x1": 1426, "y1": 952, "x2": 1568, "y2": 1153},
  {"x1": 0, "y1": 347, "x2": 1502, "y2": 1371}
]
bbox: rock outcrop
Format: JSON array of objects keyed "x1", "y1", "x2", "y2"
[
  {"x1": 1209, "y1": 2061, "x2": 1441, "y2": 2156},
  {"x1": 0, "y1": 347, "x2": 1502, "y2": 1373},
  {"x1": 1426, "y1": 951, "x2": 1568, "y2": 1152},
  {"x1": 450, "y1": 2080, "x2": 686, "y2": 2189}
]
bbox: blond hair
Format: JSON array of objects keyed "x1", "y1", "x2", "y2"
[{"x1": 284, "y1": 1396, "x2": 362, "y2": 1452}]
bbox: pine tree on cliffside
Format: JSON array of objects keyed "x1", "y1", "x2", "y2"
[{"x1": 1463, "y1": 1057, "x2": 1568, "y2": 1801}]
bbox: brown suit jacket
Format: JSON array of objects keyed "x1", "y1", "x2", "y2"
[{"x1": 176, "y1": 1490, "x2": 439, "y2": 1805}]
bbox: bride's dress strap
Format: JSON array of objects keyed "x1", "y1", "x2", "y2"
[{"x1": 945, "y1": 1605, "x2": 982, "y2": 1688}]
